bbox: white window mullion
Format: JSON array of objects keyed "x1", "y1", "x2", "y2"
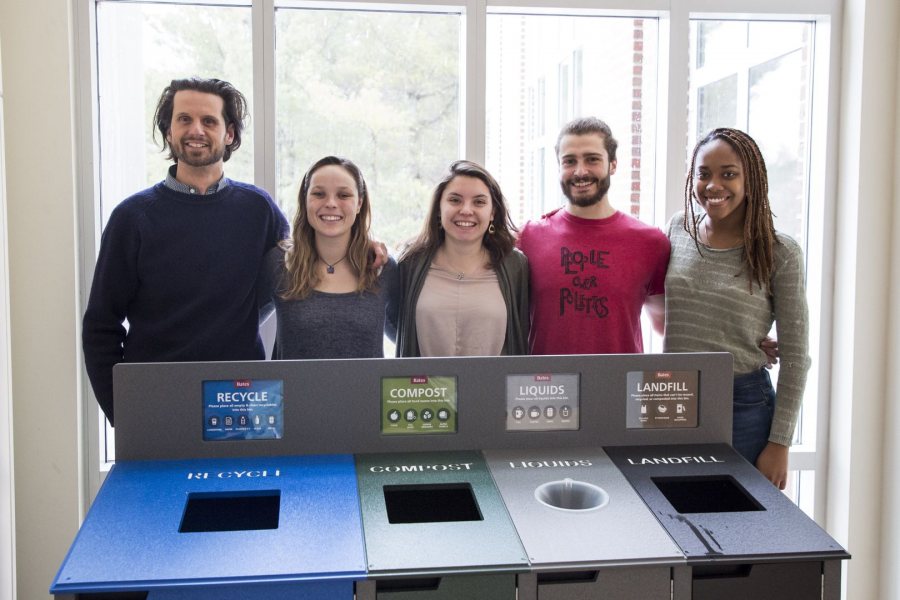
[
  {"x1": 0, "y1": 39, "x2": 16, "y2": 600},
  {"x1": 74, "y1": 0, "x2": 105, "y2": 503},
  {"x1": 464, "y1": 0, "x2": 487, "y2": 163},
  {"x1": 254, "y1": 0, "x2": 278, "y2": 193},
  {"x1": 658, "y1": 3, "x2": 690, "y2": 227},
  {"x1": 807, "y1": 13, "x2": 840, "y2": 527}
]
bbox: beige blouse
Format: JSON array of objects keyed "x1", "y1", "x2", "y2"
[{"x1": 415, "y1": 265, "x2": 507, "y2": 356}]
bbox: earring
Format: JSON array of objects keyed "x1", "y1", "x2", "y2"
[{"x1": 488, "y1": 222, "x2": 496, "y2": 235}]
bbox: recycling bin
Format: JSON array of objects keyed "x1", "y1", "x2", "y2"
[
  {"x1": 51, "y1": 454, "x2": 366, "y2": 599},
  {"x1": 54, "y1": 353, "x2": 848, "y2": 600},
  {"x1": 484, "y1": 447, "x2": 683, "y2": 599},
  {"x1": 354, "y1": 450, "x2": 528, "y2": 599},
  {"x1": 605, "y1": 443, "x2": 849, "y2": 599}
]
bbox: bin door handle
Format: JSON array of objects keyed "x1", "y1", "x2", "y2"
[
  {"x1": 536, "y1": 570, "x2": 600, "y2": 585},
  {"x1": 375, "y1": 577, "x2": 442, "y2": 592},
  {"x1": 692, "y1": 564, "x2": 754, "y2": 580}
]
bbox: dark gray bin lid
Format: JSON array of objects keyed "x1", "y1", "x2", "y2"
[{"x1": 606, "y1": 443, "x2": 849, "y2": 562}]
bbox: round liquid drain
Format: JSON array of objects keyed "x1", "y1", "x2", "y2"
[{"x1": 534, "y1": 478, "x2": 609, "y2": 512}]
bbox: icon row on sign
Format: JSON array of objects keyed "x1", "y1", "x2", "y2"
[
  {"x1": 512, "y1": 405, "x2": 572, "y2": 420},
  {"x1": 208, "y1": 414, "x2": 276, "y2": 428},
  {"x1": 640, "y1": 403, "x2": 688, "y2": 415},
  {"x1": 387, "y1": 408, "x2": 451, "y2": 424}
]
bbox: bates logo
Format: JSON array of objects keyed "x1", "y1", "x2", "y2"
[
  {"x1": 234, "y1": 380, "x2": 252, "y2": 388},
  {"x1": 534, "y1": 374, "x2": 551, "y2": 381},
  {"x1": 655, "y1": 372, "x2": 671, "y2": 379},
  {"x1": 410, "y1": 376, "x2": 428, "y2": 384}
]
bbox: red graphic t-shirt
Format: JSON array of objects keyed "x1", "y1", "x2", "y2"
[{"x1": 518, "y1": 208, "x2": 669, "y2": 355}]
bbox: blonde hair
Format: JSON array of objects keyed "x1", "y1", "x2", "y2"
[{"x1": 281, "y1": 156, "x2": 377, "y2": 299}]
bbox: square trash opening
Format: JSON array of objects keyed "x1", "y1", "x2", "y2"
[
  {"x1": 652, "y1": 476, "x2": 764, "y2": 513},
  {"x1": 179, "y1": 490, "x2": 281, "y2": 532},
  {"x1": 384, "y1": 483, "x2": 483, "y2": 524}
]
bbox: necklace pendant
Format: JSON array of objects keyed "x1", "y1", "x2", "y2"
[
  {"x1": 326, "y1": 265, "x2": 335, "y2": 274},
  {"x1": 457, "y1": 272, "x2": 464, "y2": 280}
]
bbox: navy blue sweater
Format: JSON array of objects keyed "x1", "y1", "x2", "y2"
[{"x1": 82, "y1": 180, "x2": 289, "y2": 424}]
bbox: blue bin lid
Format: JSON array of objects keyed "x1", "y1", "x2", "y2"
[{"x1": 51, "y1": 454, "x2": 366, "y2": 594}]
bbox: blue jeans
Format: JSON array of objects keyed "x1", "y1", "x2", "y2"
[{"x1": 732, "y1": 368, "x2": 776, "y2": 465}]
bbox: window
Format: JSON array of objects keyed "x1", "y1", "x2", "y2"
[
  {"x1": 79, "y1": 1, "x2": 838, "y2": 522},
  {"x1": 688, "y1": 19, "x2": 818, "y2": 516},
  {"x1": 274, "y1": 3, "x2": 461, "y2": 248},
  {"x1": 95, "y1": 1, "x2": 255, "y2": 462},
  {"x1": 96, "y1": 2, "x2": 254, "y2": 225},
  {"x1": 486, "y1": 13, "x2": 659, "y2": 224}
]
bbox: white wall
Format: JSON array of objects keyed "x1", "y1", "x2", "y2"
[
  {"x1": 0, "y1": 1, "x2": 84, "y2": 598},
  {"x1": 0, "y1": 36, "x2": 17, "y2": 600},
  {"x1": 828, "y1": 0, "x2": 900, "y2": 597}
]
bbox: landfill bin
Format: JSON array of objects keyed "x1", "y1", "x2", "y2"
[
  {"x1": 354, "y1": 450, "x2": 528, "y2": 599},
  {"x1": 51, "y1": 454, "x2": 366, "y2": 599},
  {"x1": 605, "y1": 443, "x2": 849, "y2": 599}
]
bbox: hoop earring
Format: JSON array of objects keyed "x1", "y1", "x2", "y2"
[{"x1": 488, "y1": 222, "x2": 496, "y2": 235}]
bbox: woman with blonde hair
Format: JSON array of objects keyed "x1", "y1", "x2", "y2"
[{"x1": 263, "y1": 156, "x2": 398, "y2": 358}]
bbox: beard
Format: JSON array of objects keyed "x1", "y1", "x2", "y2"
[
  {"x1": 561, "y1": 174, "x2": 612, "y2": 207},
  {"x1": 171, "y1": 136, "x2": 226, "y2": 168}
]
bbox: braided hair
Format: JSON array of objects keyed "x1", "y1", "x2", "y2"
[{"x1": 683, "y1": 127, "x2": 779, "y2": 291}]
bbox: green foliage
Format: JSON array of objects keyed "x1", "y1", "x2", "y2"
[
  {"x1": 137, "y1": 6, "x2": 459, "y2": 251},
  {"x1": 275, "y1": 9, "x2": 459, "y2": 251}
]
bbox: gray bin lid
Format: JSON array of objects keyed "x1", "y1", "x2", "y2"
[{"x1": 484, "y1": 448, "x2": 683, "y2": 568}]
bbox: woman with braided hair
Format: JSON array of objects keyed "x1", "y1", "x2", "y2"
[{"x1": 663, "y1": 128, "x2": 810, "y2": 490}]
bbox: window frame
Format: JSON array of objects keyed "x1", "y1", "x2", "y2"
[
  {"x1": 0, "y1": 43, "x2": 16, "y2": 600},
  {"x1": 73, "y1": 0, "x2": 842, "y2": 526}
]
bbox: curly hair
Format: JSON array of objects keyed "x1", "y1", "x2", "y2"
[{"x1": 153, "y1": 77, "x2": 248, "y2": 163}]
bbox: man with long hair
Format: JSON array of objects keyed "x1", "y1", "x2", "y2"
[{"x1": 82, "y1": 78, "x2": 288, "y2": 425}]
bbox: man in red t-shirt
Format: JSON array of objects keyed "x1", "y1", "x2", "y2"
[{"x1": 518, "y1": 117, "x2": 669, "y2": 355}]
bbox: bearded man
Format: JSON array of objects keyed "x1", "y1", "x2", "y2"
[
  {"x1": 82, "y1": 78, "x2": 289, "y2": 424},
  {"x1": 517, "y1": 117, "x2": 669, "y2": 355}
]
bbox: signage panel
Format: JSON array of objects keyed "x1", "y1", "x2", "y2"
[
  {"x1": 505, "y1": 373, "x2": 580, "y2": 431},
  {"x1": 626, "y1": 370, "x2": 698, "y2": 429},
  {"x1": 381, "y1": 375, "x2": 458, "y2": 435},
  {"x1": 203, "y1": 379, "x2": 284, "y2": 441}
]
